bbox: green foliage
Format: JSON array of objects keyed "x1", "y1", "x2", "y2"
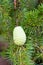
[
  {"x1": 19, "y1": 0, "x2": 38, "y2": 10},
  {"x1": 0, "y1": 0, "x2": 43, "y2": 65},
  {"x1": 5, "y1": 4, "x2": 43, "y2": 65},
  {"x1": 0, "y1": 6, "x2": 15, "y2": 40},
  {"x1": 20, "y1": 4, "x2": 43, "y2": 26},
  {"x1": 0, "y1": 0, "x2": 14, "y2": 13}
]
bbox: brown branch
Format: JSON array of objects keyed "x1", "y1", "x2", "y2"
[{"x1": 14, "y1": 0, "x2": 17, "y2": 9}]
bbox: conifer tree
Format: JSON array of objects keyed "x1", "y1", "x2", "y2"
[{"x1": 0, "y1": 0, "x2": 43, "y2": 65}]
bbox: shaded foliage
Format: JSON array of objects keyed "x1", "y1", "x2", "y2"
[{"x1": 0, "y1": 0, "x2": 43, "y2": 65}]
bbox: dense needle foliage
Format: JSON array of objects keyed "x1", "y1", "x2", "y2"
[{"x1": 0, "y1": 0, "x2": 43, "y2": 65}]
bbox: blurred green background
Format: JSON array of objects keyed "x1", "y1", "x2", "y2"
[{"x1": 0, "y1": 0, "x2": 43, "y2": 65}]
